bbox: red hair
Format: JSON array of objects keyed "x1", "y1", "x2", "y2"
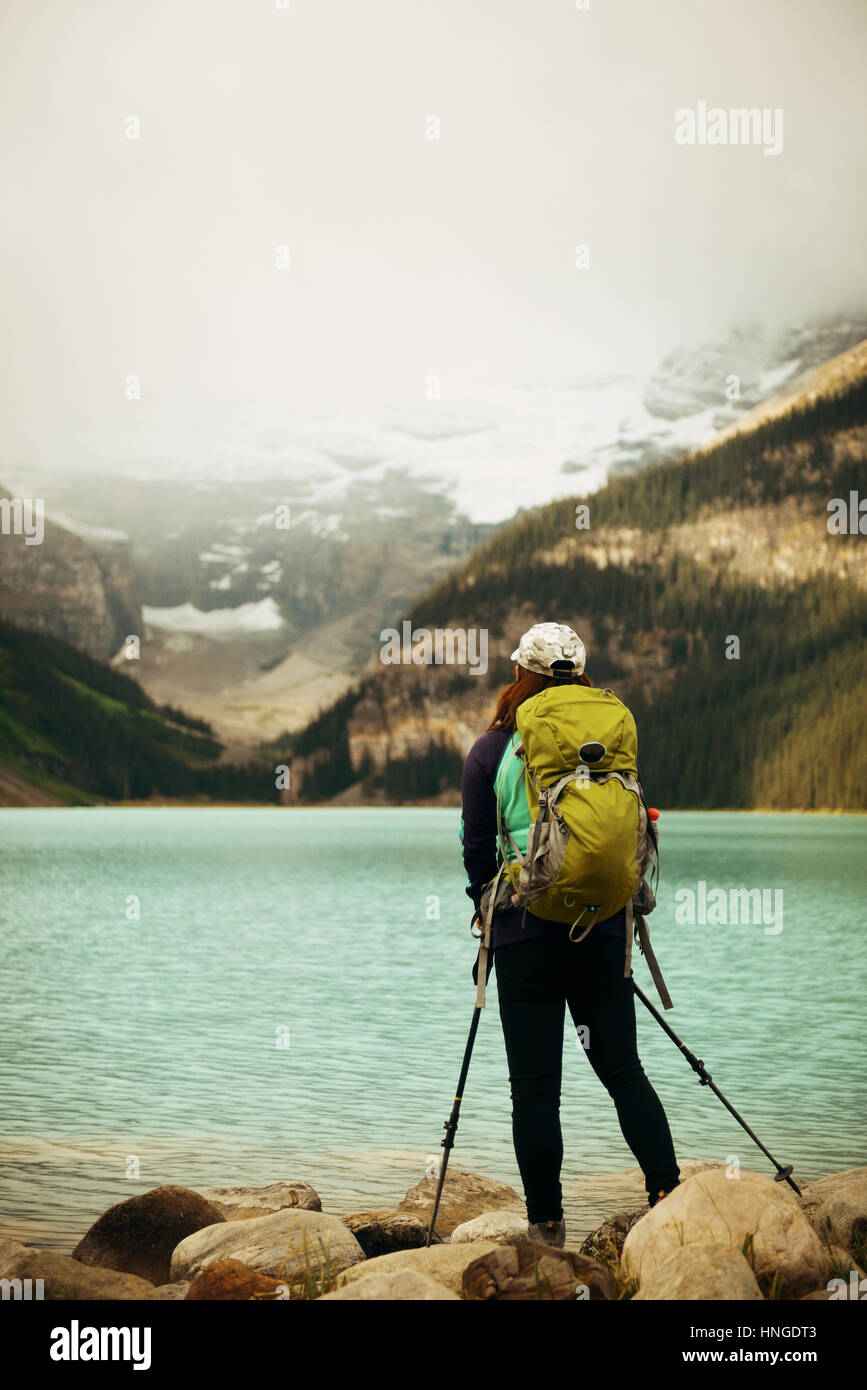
[{"x1": 486, "y1": 666, "x2": 592, "y2": 733}]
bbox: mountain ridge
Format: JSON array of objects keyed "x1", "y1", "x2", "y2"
[
  {"x1": 3, "y1": 314, "x2": 864, "y2": 745},
  {"x1": 281, "y1": 337, "x2": 867, "y2": 812}
]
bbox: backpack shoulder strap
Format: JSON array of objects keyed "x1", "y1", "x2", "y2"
[{"x1": 495, "y1": 736, "x2": 528, "y2": 869}]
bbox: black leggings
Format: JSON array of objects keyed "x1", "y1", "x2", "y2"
[{"x1": 494, "y1": 932, "x2": 680, "y2": 1223}]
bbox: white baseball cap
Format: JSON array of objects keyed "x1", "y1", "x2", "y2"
[{"x1": 511, "y1": 622, "x2": 586, "y2": 678}]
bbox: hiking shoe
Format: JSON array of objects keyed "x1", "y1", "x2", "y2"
[
  {"x1": 648, "y1": 1182, "x2": 680, "y2": 1208},
  {"x1": 527, "y1": 1218, "x2": 566, "y2": 1247}
]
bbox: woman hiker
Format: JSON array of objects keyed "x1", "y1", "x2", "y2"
[{"x1": 459, "y1": 622, "x2": 681, "y2": 1246}]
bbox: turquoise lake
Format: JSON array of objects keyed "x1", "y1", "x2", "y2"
[{"x1": 1, "y1": 808, "x2": 865, "y2": 1251}]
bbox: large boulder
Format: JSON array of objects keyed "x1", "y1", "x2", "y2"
[
  {"x1": 396, "y1": 1168, "x2": 523, "y2": 1238},
  {"x1": 335, "y1": 1241, "x2": 500, "y2": 1296},
  {"x1": 1, "y1": 1247, "x2": 154, "y2": 1300},
  {"x1": 799, "y1": 1168, "x2": 867, "y2": 1253},
  {"x1": 199, "y1": 1181, "x2": 321, "y2": 1222},
  {"x1": 450, "y1": 1211, "x2": 531, "y2": 1245},
  {"x1": 319, "y1": 1269, "x2": 459, "y2": 1301},
  {"x1": 73, "y1": 1185, "x2": 225, "y2": 1286},
  {"x1": 143, "y1": 1282, "x2": 191, "y2": 1300},
  {"x1": 463, "y1": 1244, "x2": 616, "y2": 1300},
  {"x1": 170, "y1": 1208, "x2": 365, "y2": 1289},
  {"x1": 622, "y1": 1169, "x2": 831, "y2": 1299},
  {"x1": 185, "y1": 1259, "x2": 289, "y2": 1301},
  {"x1": 632, "y1": 1244, "x2": 764, "y2": 1300},
  {"x1": 340, "y1": 1212, "x2": 427, "y2": 1258}
]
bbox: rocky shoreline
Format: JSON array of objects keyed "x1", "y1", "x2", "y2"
[{"x1": 1, "y1": 1162, "x2": 864, "y2": 1301}]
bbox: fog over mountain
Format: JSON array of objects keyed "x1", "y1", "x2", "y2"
[
  {"x1": 9, "y1": 316, "x2": 867, "y2": 528},
  {"x1": 1, "y1": 0, "x2": 866, "y2": 486},
  {"x1": 2, "y1": 314, "x2": 864, "y2": 745}
]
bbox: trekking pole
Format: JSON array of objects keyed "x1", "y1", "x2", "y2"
[
  {"x1": 425, "y1": 1002, "x2": 482, "y2": 1246},
  {"x1": 632, "y1": 980, "x2": 801, "y2": 1196}
]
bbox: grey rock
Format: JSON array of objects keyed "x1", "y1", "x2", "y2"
[
  {"x1": 340, "y1": 1211, "x2": 427, "y2": 1257},
  {"x1": 319, "y1": 1269, "x2": 459, "y2": 1301},
  {"x1": 579, "y1": 1208, "x2": 646, "y2": 1265},
  {"x1": 622, "y1": 1168, "x2": 830, "y2": 1300},
  {"x1": 633, "y1": 1243, "x2": 764, "y2": 1300},
  {"x1": 799, "y1": 1168, "x2": 867, "y2": 1252},
  {"x1": 170, "y1": 1208, "x2": 365, "y2": 1287},
  {"x1": 451, "y1": 1210, "x2": 531, "y2": 1245},
  {"x1": 1, "y1": 1248, "x2": 154, "y2": 1300},
  {"x1": 73, "y1": 1184, "x2": 226, "y2": 1286},
  {"x1": 463, "y1": 1243, "x2": 617, "y2": 1301},
  {"x1": 0, "y1": 1237, "x2": 30, "y2": 1271},
  {"x1": 200, "y1": 1180, "x2": 321, "y2": 1222},
  {"x1": 337, "y1": 1242, "x2": 501, "y2": 1296},
  {"x1": 396, "y1": 1168, "x2": 523, "y2": 1238}
]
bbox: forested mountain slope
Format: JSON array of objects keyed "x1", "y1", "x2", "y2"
[
  {"x1": 0, "y1": 620, "x2": 276, "y2": 804},
  {"x1": 284, "y1": 341, "x2": 867, "y2": 811}
]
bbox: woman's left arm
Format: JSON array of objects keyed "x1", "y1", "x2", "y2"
[{"x1": 459, "y1": 735, "x2": 500, "y2": 914}]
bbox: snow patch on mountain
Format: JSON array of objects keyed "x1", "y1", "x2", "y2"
[
  {"x1": 644, "y1": 318, "x2": 867, "y2": 425},
  {"x1": 143, "y1": 598, "x2": 285, "y2": 637}
]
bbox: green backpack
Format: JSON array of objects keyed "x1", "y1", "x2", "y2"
[{"x1": 474, "y1": 685, "x2": 672, "y2": 1010}]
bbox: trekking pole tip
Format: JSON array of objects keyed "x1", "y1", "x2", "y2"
[{"x1": 774, "y1": 1164, "x2": 801, "y2": 1195}]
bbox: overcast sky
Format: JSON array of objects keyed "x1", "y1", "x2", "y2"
[{"x1": 1, "y1": 0, "x2": 865, "y2": 475}]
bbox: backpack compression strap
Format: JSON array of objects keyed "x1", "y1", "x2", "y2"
[
  {"x1": 474, "y1": 863, "x2": 505, "y2": 1008},
  {"x1": 633, "y1": 905, "x2": 674, "y2": 1010}
]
